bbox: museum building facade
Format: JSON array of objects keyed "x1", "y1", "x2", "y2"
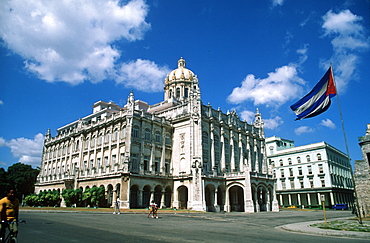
[{"x1": 35, "y1": 58, "x2": 278, "y2": 213}]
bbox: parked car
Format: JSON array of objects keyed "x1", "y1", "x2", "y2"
[{"x1": 332, "y1": 204, "x2": 348, "y2": 210}]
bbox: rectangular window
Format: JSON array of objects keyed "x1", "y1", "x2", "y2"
[
  {"x1": 131, "y1": 153, "x2": 139, "y2": 171},
  {"x1": 280, "y1": 169, "x2": 284, "y2": 177},
  {"x1": 165, "y1": 160, "x2": 170, "y2": 173},
  {"x1": 298, "y1": 167, "x2": 302, "y2": 175},
  {"x1": 281, "y1": 181, "x2": 286, "y2": 190},
  {"x1": 290, "y1": 180, "x2": 295, "y2": 189},
  {"x1": 321, "y1": 179, "x2": 325, "y2": 187},
  {"x1": 155, "y1": 157, "x2": 160, "y2": 172},
  {"x1": 318, "y1": 164, "x2": 324, "y2": 174},
  {"x1": 112, "y1": 155, "x2": 117, "y2": 165},
  {"x1": 300, "y1": 180, "x2": 304, "y2": 188},
  {"x1": 309, "y1": 179, "x2": 314, "y2": 188},
  {"x1": 289, "y1": 168, "x2": 293, "y2": 177},
  {"x1": 308, "y1": 165, "x2": 312, "y2": 175},
  {"x1": 144, "y1": 156, "x2": 150, "y2": 171}
]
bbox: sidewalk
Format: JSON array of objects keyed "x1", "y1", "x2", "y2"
[{"x1": 277, "y1": 219, "x2": 370, "y2": 240}]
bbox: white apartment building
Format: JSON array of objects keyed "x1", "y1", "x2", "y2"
[
  {"x1": 266, "y1": 136, "x2": 354, "y2": 209},
  {"x1": 35, "y1": 58, "x2": 278, "y2": 213}
]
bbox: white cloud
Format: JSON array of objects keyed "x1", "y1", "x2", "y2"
[
  {"x1": 272, "y1": 0, "x2": 284, "y2": 7},
  {"x1": 264, "y1": 116, "x2": 284, "y2": 130},
  {"x1": 322, "y1": 10, "x2": 369, "y2": 92},
  {"x1": 297, "y1": 44, "x2": 309, "y2": 65},
  {"x1": 0, "y1": 137, "x2": 6, "y2": 147},
  {"x1": 294, "y1": 126, "x2": 314, "y2": 135},
  {"x1": 1, "y1": 133, "x2": 44, "y2": 167},
  {"x1": 0, "y1": 100, "x2": 3, "y2": 105},
  {"x1": 320, "y1": 118, "x2": 336, "y2": 129},
  {"x1": 0, "y1": 0, "x2": 167, "y2": 92},
  {"x1": 239, "y1": 110, "x2": 283, "y2": 130},
  {"x1": 227, "y1": 64, "x2": 305, "y2": 107},
  {"x1": 240, "y1": 110, "x2": 255, "y2": 124},
  {"x1": 116, "y1": 59, "x2": 171, "y2": 92}
]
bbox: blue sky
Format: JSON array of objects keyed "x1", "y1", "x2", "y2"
[{"x1": 0, "y1": 0, "x2": 369, "y2": 169}]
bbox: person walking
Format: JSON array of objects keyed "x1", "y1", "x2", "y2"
[
  {"x1": 113, "y1": 197, "x2": 120, "y2": 215},
  {"x1": 147, "y1": 200, "x2": 158, "y2": 218},
  {"x1": 0, "y1": 189, "x2": 19, "y2": 242}
]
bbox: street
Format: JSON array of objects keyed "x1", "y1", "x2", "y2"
[{"x1": 17, "y1": 210, "x2": 366, "y2": 242}]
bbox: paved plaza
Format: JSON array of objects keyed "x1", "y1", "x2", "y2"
[{"x1": 17, "y1": 210, "x2": 368, "y2": 242}]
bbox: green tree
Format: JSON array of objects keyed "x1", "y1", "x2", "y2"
[
  {"x1": 62, "y1": 188, "x2": 82, "y2": 207},
  {"x1": 0, "y1": 167, "x2": 10, "y2": 197},
  {"x1": 94, "y1": 186, "x2": 106, "y2": 207},
  {"x1": 6, "y1": 163, "x2": 39, "y2": 200}
]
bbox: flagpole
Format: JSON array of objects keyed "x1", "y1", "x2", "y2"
[{"x1": 331, "y1": 65, "x2": 363, "y2": 224}]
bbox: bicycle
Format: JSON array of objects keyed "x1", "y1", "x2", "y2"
[{"x1": 0, "y1": 220, "x2": 26, "y2": 243}]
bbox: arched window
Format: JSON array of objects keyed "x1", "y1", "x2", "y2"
[
  {"x1": 121, "y1": 126, "x2": 126, "y2": 139},
  {"x1": 279, "y1": 159, "x2": 283, "y2": 166},
  {"x1": 97, "y1": 134, "x2": 103, "y2": 145},
  {"x1": 176, "y1": 88, "x2": 180, "y2": 98},
  {"x1": 144, "y1": 128, "x2": 151, "y2": 140},
  {"x1": 75, "y1": 140, "x2": 80, "y2": 151},
  {"x1": 91, "y1": 136, "x2": 96, "y2": 147},
  {"x1": 155, "y1": 131, "x2": 161, "y2": 143},
  {"x1": 202, "y1": 132, "x2": 209, "y2": 168},
  {"x1": 113, "y1": 129, "x2": 118, "y2": 141},
  {"x1": 133, "y1": 126, "x2": 140, "y2": 138},
  {"x1": 165, "y1": 133, "x2": 171, "y2": 145},
  {"x1": 317, "y1": 153, "x2": 322, "y2": 161},
  {"x1": 297, "y1": 157, "x2": 301, "y2": 163},
  {"x1": 288, "y1": 158, "x2": 292, "y2": 165},
  {"x1": 306, "y1": 155, "x2": 311, "y2": 162},
  {"x1": 214, "y1": 135, "x2": 220, "y2": 165},
  {"x1": 105, "y1": 132, "x2": 111, "y2": 144}
]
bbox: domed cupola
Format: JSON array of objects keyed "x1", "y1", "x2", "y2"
[{"x1": 164, "y1": 57, "x2": 199, "y2": 102}]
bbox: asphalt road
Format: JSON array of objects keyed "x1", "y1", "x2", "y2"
[{"x1": 17, "y1": 210, "x2": 366, "y2": 242}]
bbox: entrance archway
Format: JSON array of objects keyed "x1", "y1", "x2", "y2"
[
  {"x1": 205, "y1": 185, "x2": 215, "y2": 212},
  {"x1": 177, "y1": 186, "x2": 188, "y2": 209},
  {"x1": 164, "y1": 187, "x2": 172, "y2": 208},
  {"x1": 229, "y1": 185, "x2": 244, "y2": 212},
  {"x1": 130, "y1": 185, "x2": 139, "y2": 208},
  {"x1": 107, "y1": 184, "x2": 113, "y2": 207},
  {"x1": 154, "y1": 186, "x2": 162, "y2": 208},
  {"x1": 142, "y1": 185, "x2": 151, "y2": 207}
]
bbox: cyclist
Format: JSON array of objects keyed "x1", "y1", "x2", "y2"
[{"x1": 0, "y1": 189, "x2": 19, "y2": 242}]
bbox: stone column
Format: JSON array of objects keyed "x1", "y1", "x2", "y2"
[
  {"x1": 288, "y1": 194, "x2": 292, "y2": 206},
  {"x1": 230, "y1": 130, "x2": 235, "y2": 171},
  {"x1": 112, "y1": 190, "x2": 117, "y2": 208},
  {"x1": 138, "y1": 190, "x2": 143, "y2": 207},
  {"x1": 254, "y1": 189, "x2": 259, "y2": 212},
  {"x1": 160, "y1": 190, "x2": 166, "y2": 208},
  {"x1": 244, "y1": 171, "x2": 255, "y2": 213},
  {"x1": 220, "y1": 127, "x2": 225, "y2": 172},
  {"x1": 266, "y1": 190, "x2": 271, "y2": 211},
  {"x1": 173, "y1": 186, "x2": 179, "y2": 209},
  {"x1": 214, "y1": 189, "x2": 220, "y2": 212},
  {"x1": 330, "y1": 192, "x2": 335, "y2": 206},
  {"x1": 210, "y1": 124, "x2": 215, "y2": 173},
  {"x1": 225, "y1": 188, "x2": 230, "y2": 212}
]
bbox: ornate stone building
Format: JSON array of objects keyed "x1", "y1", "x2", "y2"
[
  {"x1": 35, "y1": 58, "x2": 278, "y2": 213},
  {"x1": 355, "y1": 124, "x2": 370, "y2": 217}
]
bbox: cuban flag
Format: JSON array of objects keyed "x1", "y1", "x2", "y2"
[{"x1": 290, "y1": 67, "x2": 337, "y2": 120}]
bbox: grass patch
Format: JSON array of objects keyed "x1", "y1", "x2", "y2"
[{"x1": 311, "y1": 220, "x2": 370, "y2": 233}]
